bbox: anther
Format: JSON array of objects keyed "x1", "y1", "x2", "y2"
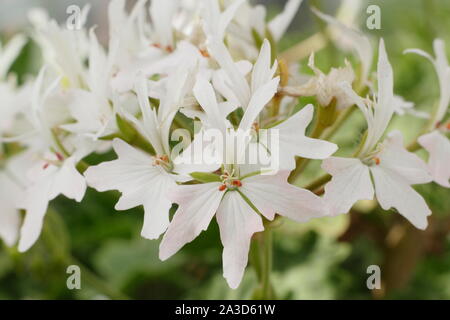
[
  {"x1": 232, "y1": 180, "x2": 242, "y2": 187},
  {"x1": 55, "y1": 152, "x2": 64, "y2": 161},
  {"x1": 219, "y1": 184, "x2": 227, "y2": 191}
]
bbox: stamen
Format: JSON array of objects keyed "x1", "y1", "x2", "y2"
[
  {"x1": 374, "y1": 157, "x2": 381, "y2": 165},
  {"x1": 219, "y1": 184, "x2": 227, "y2": 191},
  {"x1": 231, "y1": 180, "x2": 242, "y2": 187},
  {"x1": 199, "y1": 49, "x2": 210, "y2": 58}
]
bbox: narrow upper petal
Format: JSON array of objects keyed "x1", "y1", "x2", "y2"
[
  {"x1": 216, "y1": 191, "x2": 264, "y2": 289},
  {"x1": 270, "y1": 104, "x2": 337, "y2": 170},
  {"x1": 268, "y1": 0, "x2": 303, "y2": 41}
]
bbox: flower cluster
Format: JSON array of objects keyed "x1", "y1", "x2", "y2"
[{"x1": 0, "y1": 0, "x2": 448, "y2": 289}]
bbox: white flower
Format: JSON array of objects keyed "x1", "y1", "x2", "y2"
[
  {"x1": 311, "y1": 7, "x2": 372, "y2": 85},
  {"x1": 406, "y1": 39, "x2": 450, "y2": 188},
  {"x1": 263, "y1": 104, "x2": 338, "y2": 171},
  {"x1": 0, "y1": 34, "x2": 27, "y2": 80},
  {"x1": 84, "y1": 139, "x2": 180, "y2": 240},
  {"x1": 209, "y1": 38, "x2": 278, "y2": 110},
  {"x1": 85, "y1": 70, "x2": 191, "y2": 240},
  {"x1": 18, "y1": 151, "x2": 87, "y2": 252},
  {"x1": 159, "y1": 170, "x2": 328, "y2": 289},
  {"x1": 322, "y1": 39, "x2": 433, "y2": 229},
  {"x1": 201, "y1": 0, "x2": 245, "y2": 41},
  {"x1": 14, "y1": 68, "x2": 89, "y2": 252},
  {"x1": 283, "y1": 53, "x2": 355, "y2": 109}
]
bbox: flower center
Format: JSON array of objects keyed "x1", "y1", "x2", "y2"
[{"x1": 218, "y1": 170, "x2": 243, "y2": 191}]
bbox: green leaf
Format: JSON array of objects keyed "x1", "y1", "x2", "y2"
[{"x1": 190, "y1": 172, "x2": 221, "y2": 183}]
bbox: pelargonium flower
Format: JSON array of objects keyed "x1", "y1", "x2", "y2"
[
  {"x1": 406, "y1": 39, "x2": 450, "y2": 188},
  {"x1": 322, "y1": 39, "x2": 433, "y2": 229}
]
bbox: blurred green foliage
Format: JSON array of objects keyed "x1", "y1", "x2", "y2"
[{"x1": 0, "y1": 0, "x2": 449, "y2": 299}]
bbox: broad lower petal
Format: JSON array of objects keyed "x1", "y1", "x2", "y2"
[
  {"x1": 370, "y1": 166, "x2": 431, "y2": 230},
  {"x1": 322, "y1": 157, "x2": 374, "y2": 215},
  {"x1": 418, "y1": 130, "x2": 450, "y2": 188},
  {"x1": 159, "y1": 182, "x2": 224, "y2": 260},
  {"x1": 240, "y1": 171, "x2": 329, "y2": 221},
  {"x1": 216, "y1": 191, "x2": 264, "y2": 289}
]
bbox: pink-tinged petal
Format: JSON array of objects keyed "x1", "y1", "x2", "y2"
[
  {"x1": 322, "y1": 157, "x2": 374, "y2": 215},
  {"x1": 370, "y1": 166, "x2": 431, "y2": 230},
  {"x1": 418, "y1": 130, "x2": 450, "y2": 188},
  {"x1": 271, "y1": 104, "x2": 337, "y2": 170},
  {"x1": 85, "y1": 139, "x2": 176, "y2": 239},
  {"x1": 378, "y1": 131, "x2": 432, "y2": 185},
  {"x1": 159, "y1": 182, "x2": 224, "y2": 260},
  {"x1": 240, "y1": 171, "x2": 329, "y2": 222},
  {"x1": 216, "y1": 191, "x2": 264, "y2": 289}
]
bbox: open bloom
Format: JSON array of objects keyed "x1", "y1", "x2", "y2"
[
  {"x1": 159, "y1": 170, "x2": 328, "y2": 289},
  {"x1": 160, "y1": 57, "x2": 330, "y2": 288},
  {"x1": 406, "y1": 39, "x2": 450, "y2": 188},
  {"x1": 85, "y1": 69, "x2": 191, "y2": 240},
  {"x1": 322, "y1": 39, "x2": 433, "y2": 229}
]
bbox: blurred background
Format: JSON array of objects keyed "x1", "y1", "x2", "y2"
[{"x1": 1, "y1": 0, "x2": 449, "y2": 299}]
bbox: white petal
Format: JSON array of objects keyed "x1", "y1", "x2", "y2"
[
  {"x1": 268, "y1": 0, "x2": 303, "y2": 41},
  {"x1": 0, "y1": 173, "x2": 21, "y2": 246},
  {"x1": 418, "y1": 130, "x2": 450, "y2": 188},
  {"x1": 85, "y1": 139, "x2": 176, "y2": 239},
  {"x1": 251, "y1": 39, "x2": 277, "y2": 93},
  {"x1": 241, "y1": 171, "x2": 329, "y2": 221},
  {"x1": 216, "y1": 191, "x2": 264, "y2": 289},
  {"x1": 0, "y1": 34, "x2": 27, "y2": 79},
  {"x1": 378, "y1": 131, "x2": 432, "y2": 185},
  {"x1": 322, "y1": 157, "x2": 374, "y2": 215},
  {"x1": 18, "y1": 179, "x2": 52, "y2": 252},
  {"x1": 49, "y1": 157, "x2": 87, "y2": 202},
  {"x1": 193, "y1": 76, "x2": 227, "y2": 134},
  {"x1": 370, "y1": 165, "x2": 431, "y2": 230},
  {"x1": 270, "y1": 104, "x2": 337, "y2": 170},
  {"x1": 159, "y1": 182, "x2": 224, "y2": 260},
  {"x1": 239, "y1": 77, "x2": 280, "y2": 131},
  {"x1": 312, "y1": 7, "x2": 372, "y2": 83},
  {"x1": 208, "y1": 39, "x2": 251, "y2": 108}
]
